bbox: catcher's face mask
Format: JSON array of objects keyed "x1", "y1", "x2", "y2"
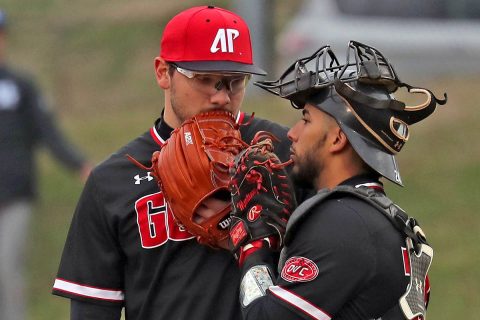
[{"x1": 255, "y1": 41, "x2": 447, "y2": 186}]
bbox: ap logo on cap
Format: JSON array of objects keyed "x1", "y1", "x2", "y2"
[{"x1": 210, "y1": 28, "x2": 239, "y2": 53}]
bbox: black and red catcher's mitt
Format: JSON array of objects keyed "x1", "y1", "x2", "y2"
[{"x1": 229, "y1": 132, "x2": 297, "y2": 257}]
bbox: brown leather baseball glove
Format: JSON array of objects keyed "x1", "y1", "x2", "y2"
[{"x1": 146, "y1": 110, "x2": 246, "y2": 247}]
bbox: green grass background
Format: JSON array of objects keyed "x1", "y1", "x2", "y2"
[{"x1": 1, "y1": 1, "x2": 479, "y2": 319}]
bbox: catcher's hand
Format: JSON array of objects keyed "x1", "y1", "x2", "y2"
[
  {"x1": 229, "y1": 132, "x2": 297, "y2": 257},
  {"x1": 129, "y1": 110, "x2": 246, "y2": 248}
]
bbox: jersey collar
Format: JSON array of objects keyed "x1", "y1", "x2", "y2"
[
  {"x1": 339, "y1": 174, "x2": 384, "y2": 192},
  {"x1": 150, "y1": 117, "x2": 171, "y2": 147}
]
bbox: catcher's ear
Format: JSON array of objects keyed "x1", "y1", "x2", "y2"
[
  {"x1": 154, "y1": 57, "x2": 171, "y2": 89},
  {"x1": 330, "y1": 127, "x2": 348, "y2": 153}
]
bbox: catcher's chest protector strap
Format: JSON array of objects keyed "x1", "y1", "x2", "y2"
[
  {"x1": 281, "y1": 185, "x2": 423, "y2": 257},
  {"x1": 278, "y1": 185, "x2": 433, "y2": 320}
]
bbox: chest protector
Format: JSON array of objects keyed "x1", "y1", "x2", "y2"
[{"x1": 279, "y1": 185, "x2": 433, "y2": 320}]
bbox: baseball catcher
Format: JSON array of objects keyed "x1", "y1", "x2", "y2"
[
  {"x1": 129, "y1": 110, "x2": 247, "y2": 248},
  {"x1": 225, "y1": 41, "x2": 446, "y2": 319},
  {"x1": 228, "y1": 132, "x2": 297, "y2": 265}
]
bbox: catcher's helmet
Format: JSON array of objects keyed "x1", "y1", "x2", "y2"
[{"x1": 255, "y1": 41, "x2": 447, "y2": 186}]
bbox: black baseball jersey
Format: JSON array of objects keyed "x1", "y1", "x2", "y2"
[
  {"x1": 52, "y1": 112, "x2": 303, "y2": 320},
  {"x1": 0, "y1": 65, "x2": 85, "y2": 205},
  {"x1": 242, "y1": 175, "x2": 422, "y2": 320}
]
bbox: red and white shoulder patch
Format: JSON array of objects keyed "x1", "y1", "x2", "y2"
[{"x1": 281, "y1": 256, "x2": 319, "y2": 283}]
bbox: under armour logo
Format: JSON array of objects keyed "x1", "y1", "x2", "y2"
[
  {"x1": 414, "y1": 277, "x2": 423, "y2": 293},
  {"x1": 134, "y1": 172, "x2": 154, "y2": 185},
  {"x1": 210, "y1": 28, "x2": 239, "y2": 53}
]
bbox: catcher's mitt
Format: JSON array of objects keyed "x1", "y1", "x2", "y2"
[
  {"x1": 229, "y1": 132, "x2": 297, "y2": 256},
  {"x1": 131, "y1": 110, "x2": 246, "y2": 247}
]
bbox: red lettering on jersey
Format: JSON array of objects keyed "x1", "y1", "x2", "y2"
[
  {"x1": 135, "y1": 192, "x2": 194, "y2": 248},
  {"x1": 281, "y1": 256, "x2": 319, "y2": 283}
]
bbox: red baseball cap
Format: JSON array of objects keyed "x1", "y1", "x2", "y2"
[{"x1": 160, "y1": 6, "x2": 266, "y2": 75}]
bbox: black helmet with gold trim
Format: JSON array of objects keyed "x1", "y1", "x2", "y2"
[{"x1": 255, "y1": 41, "x2": 447, "y2": 186}]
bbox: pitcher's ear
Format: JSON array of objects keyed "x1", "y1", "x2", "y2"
[{"x1": 154, "y1": 57, "x2": 171, "y2": 89}]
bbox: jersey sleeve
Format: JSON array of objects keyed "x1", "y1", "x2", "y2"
[
  {"x1": 52, "y1": 170, "x2": 125, "y2": 306},
  {"x1": 242, "y1": 199, "x2": 376, "y2": 320}
]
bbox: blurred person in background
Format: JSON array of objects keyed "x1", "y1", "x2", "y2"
[{"x1": 0, "y1": 9, "x2": 91, "y2": 320}]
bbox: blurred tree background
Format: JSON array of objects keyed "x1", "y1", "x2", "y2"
[{"x1": 1, "y1": 0, "x2": 478, "y2": 319}]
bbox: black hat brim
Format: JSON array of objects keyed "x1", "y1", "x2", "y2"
[{"x1": 174, "y1": 60, "x2": 267, "y2": 75}]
